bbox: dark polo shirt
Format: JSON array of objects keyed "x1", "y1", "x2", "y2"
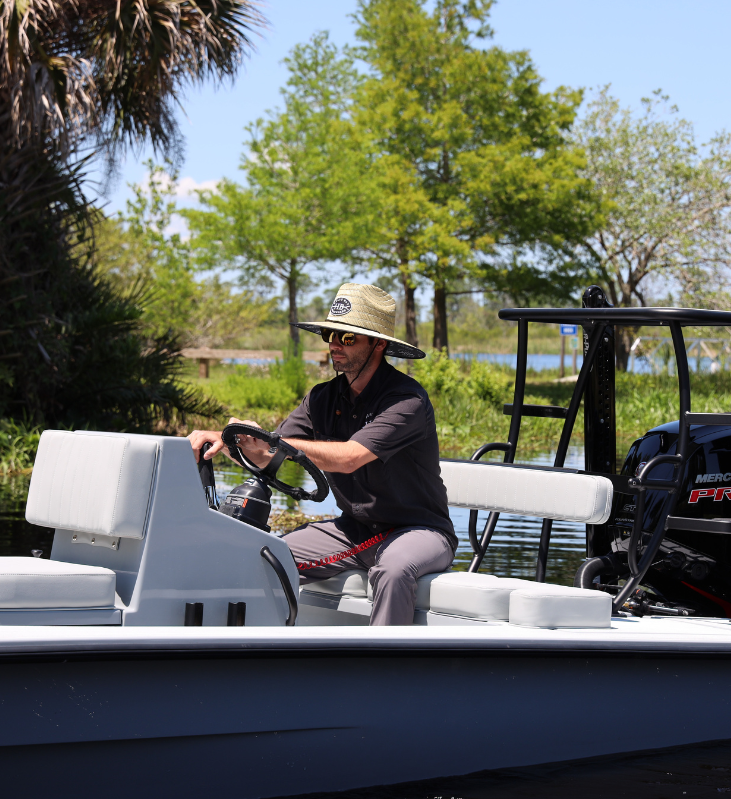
[{"x1": 277, "y1": 359, "x2": 456, "y2": 549}]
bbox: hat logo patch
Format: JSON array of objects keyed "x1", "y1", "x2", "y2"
[{"x1": 330, "y1": 297, "x2": 352, "y2": 316}]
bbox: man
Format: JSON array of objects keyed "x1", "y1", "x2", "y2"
[{"x1": 188, "y1": 283, "x2": 456, "y2": 625}]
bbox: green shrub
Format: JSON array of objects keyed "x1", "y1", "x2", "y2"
[
  {"x1": 412, "y1": 350, "x2": 467, "y2": 397},
  {"x1": 0, "y1": 419, "x2": 43, "y2": 474},
  {"x1": 467, "y1": 361, "x2": 512, "y2": 406},
  {"x1": 412, "y1": 350, "x2": 511, "y2": 409},
  {"x1": 270, "y1": 351, "x2": 309, "y2": 399},
  {"x1": 221, "y1": 367, "x2": 297, "y2": 411}
]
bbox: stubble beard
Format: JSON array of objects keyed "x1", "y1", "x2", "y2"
[{"x1": 332, "y1": 347, "x2": 372, "y2": 380}]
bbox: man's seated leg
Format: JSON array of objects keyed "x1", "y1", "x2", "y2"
[
  {"x1": 283, "y1": 518, "x2": 372, "y2": 584},
  {"x1": 369, "y1": 528, "x2": 454, "y2": 626}
]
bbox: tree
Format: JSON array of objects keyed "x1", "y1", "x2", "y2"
[
  {"x1": 0, "y1": 0, "x2": 264, "y2": 428},
  {"x1": 353, "y1": 0, "x2": 601, "y2": 351},
  {"x1": 97, "y1": 162, "x2": 273, "y2": 348},
  {"x1": 573, "y1": 88, "x2": 731, "y2": 368},
  {"x1": 184, "y1": 32, "x2": 375, "y2": 352}
]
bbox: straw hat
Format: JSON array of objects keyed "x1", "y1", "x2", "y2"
[{"x1": 293, "y1": 283, "x2": 425, "y2": 359}]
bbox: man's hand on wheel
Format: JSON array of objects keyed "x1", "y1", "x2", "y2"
[{"x1": 188, "y1": 418, "x2": 271, "y2": 465}]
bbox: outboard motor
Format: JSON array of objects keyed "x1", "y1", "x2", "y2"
[
  {"x1": 605, "y1": 421, "x2": 731, "y2": 617},
  {"x1": 219, "y1": 477, "x2": 273, "y2": 532}
]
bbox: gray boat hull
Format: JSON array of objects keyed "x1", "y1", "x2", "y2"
[{"x1": 2, "y1": 641, "x2": 731, "y2": 798}]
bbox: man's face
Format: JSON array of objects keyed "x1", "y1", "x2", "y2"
[{"x1": 329, "y1": 332, "x2": 379, "y2": 376}]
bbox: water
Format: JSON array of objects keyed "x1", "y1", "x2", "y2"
[{"x1": 230, "y1": 350, "x2": 720, "y2": 374}]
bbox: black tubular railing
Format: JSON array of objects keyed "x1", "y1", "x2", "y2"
[
  {"x1": 534, "y1": 322, "x2": 609, "y2": 582},
  {"x1": 610, "y1": 321, "x2": 692, "y2": 612},
  {"x1": 467, "y1": 319, "x2": 528, "y2": 573}
]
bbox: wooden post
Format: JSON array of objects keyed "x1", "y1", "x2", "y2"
[
  {"x1": 560, "y1": 335, "x2": 565, "y2": 378},
  {"x1": 198, "y1": 358, "x2": 210, "y2": 379}
]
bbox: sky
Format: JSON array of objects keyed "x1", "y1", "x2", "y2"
[{"x1": 99, "y1": 0, "x2": 731, "y2": 216}]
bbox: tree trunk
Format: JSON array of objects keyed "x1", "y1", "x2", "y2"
[
  {"x1": 615, "y1": 326, "x2": 636, "y2": 372},
  {"x1": 432, "y1": 285, "x2": 448, "y2": 352},
  {"x1": 401, "y1": 271, "x2": 418, "y2": 347},
  {"x1": 287, "y1": 266, "x2": 300, "y2": 355}
]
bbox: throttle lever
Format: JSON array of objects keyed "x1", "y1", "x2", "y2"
[{"x1": 197, "y1": 441, "x2": 219, "y2": 509}]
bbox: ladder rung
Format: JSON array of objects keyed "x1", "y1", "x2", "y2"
[{"x1": 504, "y1": 404, "x2": 568, "y2": 419}]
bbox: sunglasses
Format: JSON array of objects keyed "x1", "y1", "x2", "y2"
[{"x1": 321, "y1": 329, "x2": 359, "y2": 346}]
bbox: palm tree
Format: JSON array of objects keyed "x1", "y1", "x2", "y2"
[
  {"x1": 1, "y1": 0, "x2": 264, "y2": 151},
  {"x1": 0, "y1": 0, "x2": 265, "y2": 428}
]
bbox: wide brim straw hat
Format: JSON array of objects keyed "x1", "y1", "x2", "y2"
[{"x1": 292, "y1": 283, "x2": 425, "y2": 360}]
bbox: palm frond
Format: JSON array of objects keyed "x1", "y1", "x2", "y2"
[{"x1": 0, "y1": 0, "x2": 266, "y2": 154}]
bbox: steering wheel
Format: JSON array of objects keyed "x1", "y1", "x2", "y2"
[{"x1": 221, "y1": 423, "x2": 330, "y2": 503}]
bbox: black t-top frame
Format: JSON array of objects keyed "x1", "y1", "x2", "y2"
[{"x1": 468, "y1": 286, "x2": 731, "y2": 613}]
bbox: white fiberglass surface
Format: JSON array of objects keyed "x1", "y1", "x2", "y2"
[{"x1": 0, "y1": 615, "x2": 730, "y2": 650}]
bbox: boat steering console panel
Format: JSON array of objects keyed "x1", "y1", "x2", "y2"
[{"x1": 17, "y1": 429, "x2": 299, "y2": 627}]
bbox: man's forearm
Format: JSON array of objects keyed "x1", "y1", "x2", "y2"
[{"x1": 283, "y1": 438, "x2": 376, "y2": 473}]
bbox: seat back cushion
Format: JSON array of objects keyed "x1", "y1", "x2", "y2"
[
  {"x1": 509, "y1": 585, "x2": 611, "y2": 628},
  {"x1": 429, "y1": 573, "x2": 532, "y2": 620},
  {"x1": 303, "y1": 569, "x2": 369, "y2": 597},
  {"x1": 26, "y1": 430, "x2": 158, "y2": 539},
  {"x1": 0, "y1": 557, "x2": 116, "y2": 609},
  {"x1": 440, "y1": 459, "x2": 613, "y2": 525}
]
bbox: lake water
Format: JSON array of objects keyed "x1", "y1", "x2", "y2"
[{"x1": 235, "y1": 350, "x2": 724, "y2": 374}]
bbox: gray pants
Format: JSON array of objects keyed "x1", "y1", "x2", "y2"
[{"x1": 283, "y1": 519, "x2": 454, "y2": 626}]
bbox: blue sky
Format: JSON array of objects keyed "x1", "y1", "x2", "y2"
[{"x1": 100, "y1": 0, "x2": 731, "y2": 216}]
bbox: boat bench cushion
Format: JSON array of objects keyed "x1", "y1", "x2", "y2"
[
  {"x1": 307, "y1": 569, "x2": 472, "y2": 611},
  {"x1": 428, "y1": 574, "x2": 533, "y2": 620},
  {"x1": 303, "y1": 570, "x2": 369, "y2": 598},
  {"x1": 509, "y1": 585, "x2": 612, "y2": 628},
  {"x1": 26, "y1": 430, "x2": 158, "y2": 539},
  {"x1": 0, "y1": 557, "x2": 117, "y2": 609},
  {"x1": 440, "y1": 459, "x2": 613, "y2": 524}
]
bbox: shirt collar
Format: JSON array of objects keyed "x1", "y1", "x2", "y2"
[{"x1": 353, "y1": 357, "x2": 393, "y2": 408}]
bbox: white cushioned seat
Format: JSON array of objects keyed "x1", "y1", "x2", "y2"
[
  {"x1": 440, "y1": 459, "x2": 614, "y2": 525},
  {"x1": 364, "y1": 570, "x2": 485, "y2": 610},
  {"x1": 303, "y1": 569, "x2": 369, "y2": 597},
  {"x1": 509, "y1": 585, "x2": 611, "y2": 628},
  {"x1": 26, "y1": 430, "x2": 158, "y2": 539},
  {"x1": 429, "y1": 574, "x2": 534, "y2": 620},
  {"x1": 0, "y1": 557, "x2": 116, "y2": 609}
]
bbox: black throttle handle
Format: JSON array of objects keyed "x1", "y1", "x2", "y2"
[{"x1": 197, "y1": 441, "x2": 219, "y2": 510}]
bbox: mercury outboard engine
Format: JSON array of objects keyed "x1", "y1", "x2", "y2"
[
  {"x1": 219, "y1": 477, "x2": 272, "y2": 532},
  {"x1": 606, "y1": 421, "x2": 731, "y2": 617}
]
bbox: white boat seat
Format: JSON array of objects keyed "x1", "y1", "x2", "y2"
[
  {"x1": 26, "y1": 430, "x2": 158, "y2": 539},
  {"x1": 440, "y1": 459, "x2": 614, "y2": 524},
  {"x1": 428, "y1": 574, "x2": 531, "y2": 620},
  {"x1": 303, "y1": 570, "x2": 369, "y2": 598},
  {"x1": 0, "y1": 557, "x2": 116, "y2": 609},
  {"x1": 365, "y1": 570, "x2": 495, "y2": 610},
  {"x1": 509, "y1": 584, "x2": 611, "y2": 628},
  {"x1": 305, "y1": 569, "x2": 472, "y2": 611}
]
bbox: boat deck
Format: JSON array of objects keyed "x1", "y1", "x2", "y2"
[{"x1": 2, "y1": 616, "x2": 731, "y2": 658}]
